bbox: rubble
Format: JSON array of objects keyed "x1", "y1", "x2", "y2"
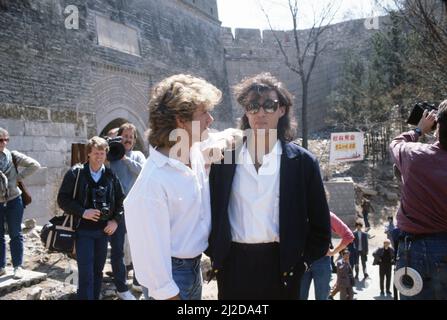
[{"x1": 26, "y1": 287, "x2": 42, "y2": 300}]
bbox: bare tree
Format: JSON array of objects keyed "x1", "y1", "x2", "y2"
[
  {"x1": 261, "y1": 0, "x2": 339, "y2": 149},
  {"x1": 381, "y1": 0, "x2": 447, "y2": 94}
]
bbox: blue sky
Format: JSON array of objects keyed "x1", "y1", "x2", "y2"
[{"x1": 216, "y1": 0, "x2": 395, "y2": 30}]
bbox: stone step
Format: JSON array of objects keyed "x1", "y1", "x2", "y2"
[{"x1": 0, "y1": 268, "x2": 47, "y2": 296}]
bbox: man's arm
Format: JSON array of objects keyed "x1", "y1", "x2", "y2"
[
  {"x1": 11, "y1": 151, "x2": 41, "y2": 181},
  {"x1": 123, "y1": 151, "x2": 145, "y2": 176},
  {"x1": 124, "y1": 184, "x2": 180, "y2": 300},
  {"x1": 390, "y1": 109, "x2": 437, "y2": 171}
]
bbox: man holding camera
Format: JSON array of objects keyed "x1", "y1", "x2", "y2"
[
  {"x1": 390, "y1": 100, "x2": 447, "y2": 300},
  {"x1": 57, "y1": 136, "x2": 124, "y2": 300},
  {"x1": 108, "y1": 123, "x2": 145, "y2": 300}
]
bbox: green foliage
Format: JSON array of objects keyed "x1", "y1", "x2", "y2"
[{"x1": 328, "y1": 10, "x2": 447, "y2": 131}]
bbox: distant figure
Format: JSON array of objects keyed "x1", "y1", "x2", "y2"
[
  {"x1": 300, "y1": 211, "x2": 354, "y2": 300},
  {"x1": 384, "y1": 216, "x2": 396, "y2": 242},
  {"x1": 336, "y1": 249, "x2": 355, "y2": 300},
  {"x1": 372, "y1": 240, "x2": 395, "y2": 296},
  {"x1": 353, "y1": 222, "x2": 369, "y2": 280},
  {"x1": 360, "y1": 197, "x2": 375, "y2": 231}
]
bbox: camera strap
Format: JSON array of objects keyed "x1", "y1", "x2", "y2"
[{"x1": 403, "y1": 236, "x2": 412, "y2": 275}]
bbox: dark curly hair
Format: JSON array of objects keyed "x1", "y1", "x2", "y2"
[{"x1": 233, "y1": 72, "x2": 296, "y2": 142}]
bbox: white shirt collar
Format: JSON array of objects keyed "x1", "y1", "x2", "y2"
[
  {"x1": 149, "y1": 145, "x2": 197, "y2": 173},
  {"x1": 89, "y1": 164, "x2": 105, "y2": 174}
]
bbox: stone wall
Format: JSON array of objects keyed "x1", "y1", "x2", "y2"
[
  {"x1": 0, "y1": 0, "x2": 231, "y2": 222},
  {"x1": 222, "y1": 18, "x2": 383, "y2": 134},
  {"x1": 0, "y1": 0, "x2": 382, "y2": 222},
  {"x1": 0, "y1": 103, "x2": 90, "y2": 224},
  {"x1": 325, "y1": 177, "x2": 357, "y2": 228}
]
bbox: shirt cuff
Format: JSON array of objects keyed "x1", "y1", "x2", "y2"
[
  {"x1": 407, "y1": 130, "x2": 420, "y2": 142},
  {"x1": 150, "y1": 281, "x2": 180, "y2": 300}
]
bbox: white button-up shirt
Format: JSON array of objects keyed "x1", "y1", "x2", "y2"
[
  {"x1": 229, "y1": 141, "x2": 282, "y2": 244},
  {"x1": 124, "y1": 144, "x2": 211, "y2": 300}
]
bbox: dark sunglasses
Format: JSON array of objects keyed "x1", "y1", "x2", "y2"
[
  {"x1": 246, "y1": 99, "x2": 280, "y2": 114},
  {"x1": 0, "y1": 138, "x2": 9, "y2": 143}
]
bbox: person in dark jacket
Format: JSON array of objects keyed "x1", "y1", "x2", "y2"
[
  {"x1": 206, "y1": 73, "x2": 331, "y2": 300},
  {"x1": 58, "y1": 136, "x2": 124, "y2": 300},
  {"x1": 353, "y1": 222, "x2": 369, "y2": 279},
  {"x1": 373, "y1": 239, "x2": 395, "y2": 296}
]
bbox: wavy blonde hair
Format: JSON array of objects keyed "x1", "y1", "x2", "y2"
[
  {"x1": 148, "y1": 74, "x2": 222, "y2": 148},
  {"x1": 86, "y1": 136, "x2": 109, "y2": 154}
]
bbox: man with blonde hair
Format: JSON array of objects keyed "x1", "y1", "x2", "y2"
[
  {"x1": 124, "y1": 74, "x2": 222, "y2": 300},
  {"x1": 58, "y1": 136, "x2": 124, "y2": 300}
]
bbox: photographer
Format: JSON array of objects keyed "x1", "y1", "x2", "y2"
[
  {"x1": 57, "y1": 136, "x2": 124, "y2": 300},
  {"x1": 390, "y1": 100, "x2": 447, "y2": 300},
  {"x1": 108, "y1": 123, "x2": 145, "y2": 300}
]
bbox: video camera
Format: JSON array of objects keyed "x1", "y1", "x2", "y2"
[
  {"x1": 407, "y1": 101, "x2": 438, "y2": 130},
  {"x1": 105, "y1": 136, "x2": 126, "y2": 161}
]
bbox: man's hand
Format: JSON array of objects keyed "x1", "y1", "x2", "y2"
[
  {"x1": 417, "y1": 109, "x2": 437, "y2": 135},
  {"x1": 83, "y1": 209, "x2": 101, "y2": 221},
  {"x1": 104, "y1": 219, "x2": 118, "y2": 235},
  {"x1": 326, "y1": 248, "x2": 337, "y2": 257}
]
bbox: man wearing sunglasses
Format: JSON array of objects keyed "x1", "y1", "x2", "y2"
[{"x1": 206, "y1": 73, "x2": 331, "y2": 299}]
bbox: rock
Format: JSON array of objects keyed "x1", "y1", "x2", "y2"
[
  {"x1": 102, "y1": 289, "x2": 116, "y2": 298},
  {"x1": 26, "y1": 287, "x2": 43, "y2": 300},
  {"x1": 386, "y1": 192, "x2": 399, "y2": 201},
  {"x1": 24, "y1": 219, "x2": 36, "y2": 230},
  {"x1": 358, "y1": 186, "x2": 378, "y2": 196},
  {"x1": 27, "y1": 229, "x2": 41, "y2": 240}
]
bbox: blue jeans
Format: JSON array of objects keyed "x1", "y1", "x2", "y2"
[
  {"x1": 299, "y1": 256, "x2": 332, "y2": 300},
  {"x1": 110, "y1": 218, "x2": 128, "y2": 292},
  {"x1": 75, "y1": 229, "x2": 109, "y2": 300},
  {"x1": 171, "y1": 255, "x2": 202, "y2": 300},
  {"x1": 397, "y1": 234, "x2": 447, "y2": 300},
  {"x1": 0, "y1": 196, "x2": 24, "y2": 268}
]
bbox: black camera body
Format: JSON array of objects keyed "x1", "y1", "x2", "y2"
[
  {"x1": 407, "y1": 101, "x2": 438, "y2": 129},
  {"x1": 91, "y1": 186, "x2": 112, "y2": 221},
  {"x1": 106, "y1": 136, "x2": 126, "y2": 161}
]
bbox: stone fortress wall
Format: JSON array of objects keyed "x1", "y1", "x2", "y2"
[{"x1": 0, "y1": 0, "x2": 381, "y2": 222}]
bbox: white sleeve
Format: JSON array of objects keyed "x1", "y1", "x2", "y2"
[{"x1": 124, "y1": 183, "x2": 179, "y2": 300}]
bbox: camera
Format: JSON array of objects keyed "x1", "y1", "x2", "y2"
[
  {"x1": 105, "y1": 136, "x2": 125, "y2": 161},
  {"x1": 91, "y1": 186, "x2": 112, "y2": 221},
  {"x1": 407, "y1": 101, "x2": 438, "y2": 129}
]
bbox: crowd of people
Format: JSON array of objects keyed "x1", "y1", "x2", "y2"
[{"x1": 0, "y1": 72, "x2": 446, "y2": 300}]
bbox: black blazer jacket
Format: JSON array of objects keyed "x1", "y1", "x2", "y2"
[{"x1": 206, "y1": 140, "x2": 331, "y2": 279}]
